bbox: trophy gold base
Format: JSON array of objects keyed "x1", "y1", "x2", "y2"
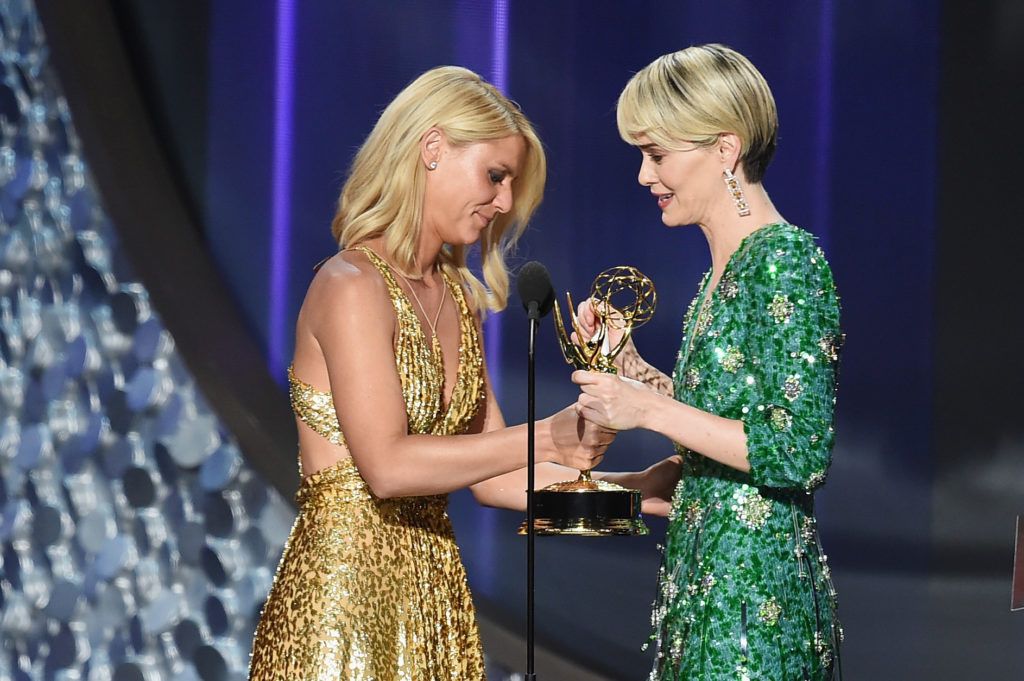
[{"x1": 517, "y1": 477, "x2": 649, "y2": 537}]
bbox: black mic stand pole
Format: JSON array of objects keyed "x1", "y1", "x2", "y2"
[{"x1": 526, "y1": 300, "x2": 539, "y2": 681}]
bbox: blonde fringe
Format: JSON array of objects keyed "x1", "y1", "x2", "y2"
[{"x1": 616, "y1": 44, "x2": 777, "y2": 184}]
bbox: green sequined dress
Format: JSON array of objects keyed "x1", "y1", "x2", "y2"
[{"x1": 651, "y1": 223, "x2": 843, "y2": 680}]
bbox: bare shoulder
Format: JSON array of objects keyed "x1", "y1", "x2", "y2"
[{"x1": 300, "y1": 250, "x2": 392, "y2": 329}]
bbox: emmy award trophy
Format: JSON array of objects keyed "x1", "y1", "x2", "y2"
[{"x1": 518, "y1": 266, "x2": 657, "y2": 536}]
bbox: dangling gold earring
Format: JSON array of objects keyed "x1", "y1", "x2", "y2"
[{"x1": 722, "y1": 168, "x2": 751, "y2": 217}]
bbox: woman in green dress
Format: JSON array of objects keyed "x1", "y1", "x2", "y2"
[{"x1": 572, "y1": 45, "x2": 843, "y2": 679}]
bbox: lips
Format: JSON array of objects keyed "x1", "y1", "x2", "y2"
[{"x1": 655, "y1": 193, "x2": 674, "y2": 209}]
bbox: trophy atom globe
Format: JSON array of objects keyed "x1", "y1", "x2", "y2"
[{"x1": 518, "y1": 266, "x2": 657, "y2": 537}]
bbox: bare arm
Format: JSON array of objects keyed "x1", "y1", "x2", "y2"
[
  {"x1": 596, "y1": 454, "x2": 684, "y2": 517},
  {"x1": 467, "y1": 320, "x2": 605, "y2": 511},
  {"x1": 465, "y1": 319, "x2": 681, "y2": 513},
  {"x1": 312, "y1": 258, "x2": 610, "y2": 499},
  {"x1": 467, "y1": 377, "x2": 597, "y2": 510},
  {"x1": 468, "y1": 373, "x2": 682, "y2": 515}
]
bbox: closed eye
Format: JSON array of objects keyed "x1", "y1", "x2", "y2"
[{"x1": 489, "y1": 170, "x2": 508, "y2": 184}]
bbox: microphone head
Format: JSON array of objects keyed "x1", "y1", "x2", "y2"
[{"x1": 517, "y1": 261, "x2": 555, "y2": 319}]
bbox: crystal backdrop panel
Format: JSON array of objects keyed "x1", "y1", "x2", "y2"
[{"x1": 0, "y1": 4, "x2": 296, "y2": 679}]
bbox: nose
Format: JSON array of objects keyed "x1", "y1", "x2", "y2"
[
  {"x1": 638, "y1": 155, "x2": 657, "y2": 187},
  {"x1": 493, "y1": 182, "x2": 513, "y2": 214}
]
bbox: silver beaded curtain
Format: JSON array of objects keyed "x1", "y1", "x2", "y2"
[
  {"x1": 0, "y1": 3, "x2": 297, "y2": 679},
  {"x1": 0, "y1": 3, "x2": 534, "y2": 679}
]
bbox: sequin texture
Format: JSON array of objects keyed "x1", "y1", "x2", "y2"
[
  {"x1": 783, "y1": 374, "x2": 803, "y2": 402},
  {"x1": 805, "y1": 470, "x2": 826, "y2": 491},
  {"x1": 720, "y1": 273, "x2": 740, "y2": 300},
  {"x1": 288, "y1": 365, "x2": 345, "y2": 447},
  {"x1": 767, "y1": 405, "x2": 794, "y2": 431},
  {"x1": 250, "y1": 247, "x2": 487, "y2": 680},
  {"x1": 768, "y1": 293, "x2": 795, "y2": 323},
  {"x1": 731, "y1": 486, "x2": 772, "y2": 530},
  {"x1": 659, "y1": 224, "x2": 842, "y2": 680},
  {"x1": 719, "y1": 346, "x2": 746, "y2": 373},
  {"x1": 684, "y1": 499, "x2": 705, "y2": 529},
  {"x1": 758, "y1": 597, "x2": 782, "y2": 626},
  {"x1": 695, "y1": 305, "x2": 714, "y2": 337},
  {"x1": 818, "y1": 332, "x2": 843, "y2": 362}
]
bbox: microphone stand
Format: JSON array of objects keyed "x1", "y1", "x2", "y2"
[{"x1": 525, "y1": 300, "x2": 539, "y2": 680}]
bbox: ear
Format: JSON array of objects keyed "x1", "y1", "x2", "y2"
[
  {"x1": 717, "y1": 132, "x2": 744, "y2": 174},
  {"x1": 420, "y1": 127, "x2": 445, "y2": 170}
]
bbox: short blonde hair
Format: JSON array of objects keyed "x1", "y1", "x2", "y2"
[
  {"x1": 617, "y1": 44, "x2": 778, "y2": 183},
  {"x1": 332, "y1": 66, "x2": 546, "y2": 314}
]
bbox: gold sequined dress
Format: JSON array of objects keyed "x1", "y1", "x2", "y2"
[{"x1": 248, "y1": 247, "x2": 486, "y2": 680}]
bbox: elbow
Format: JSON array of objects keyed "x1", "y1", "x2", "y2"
[
  {"x1": 367, "y1": 482, "x2": 396, "y2": 500},
  {"x1": 356, "y1": 463, "x2": 400, "y2": 499},
  {"x1": 470, "y1": 482, "x2": 521, "y2": 511},
  {"x1": 469, "y1": 484, "x2": 496, "y2": 508},
  {"x1": 348, "y1": 444, "x2": 408, "y2": 499}
]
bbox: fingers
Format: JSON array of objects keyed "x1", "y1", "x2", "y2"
[
  {"x1": 576, "y1": 403, "x2": 610, "y2": 429},
  {"x1": 577, "y1": 298, "x2": 597, "y2": 325},
  {"x1": 567, "y1": 443, "x2": 603, "y2": 471},
  {"x1": 577, "y1": 382, "x2": 606, "y2": 397},
  {"x1": 572, "y1": 369, "x2": 607, "y2": 386},
  {"x1": 576, "y1": 393, "x2": 603, "y2": 418},
  {"x1": 579, "y1": 415, "x2": 614, "y2": 440},
  {"x1": 573, "y1": 299, "x2": 598, "y2": 340}
]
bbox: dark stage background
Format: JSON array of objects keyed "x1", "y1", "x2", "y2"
[{"x1": 87, "y1": 0, "x2": 1024, "y2": 678}]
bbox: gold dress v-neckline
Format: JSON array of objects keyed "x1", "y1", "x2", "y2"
[{"x1": 354, "y1": 246, "x2": 464, "y2": 417}]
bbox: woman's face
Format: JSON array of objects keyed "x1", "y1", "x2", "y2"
[
  {"x1": 423, "y1": 134, "x2": 526, "y2": 247},
  {"x1": 634, "y1": 134, "x2": 722, "y2": 228}
]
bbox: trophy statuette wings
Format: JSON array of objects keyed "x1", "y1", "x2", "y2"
[{"x1": 519, "y1": 265, "x2": 657, "y2": 536}]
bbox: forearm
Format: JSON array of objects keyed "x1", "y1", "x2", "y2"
[
  {"x1": 642, "y1": 392, "x2": 750, "y2": 473},
  {"x1": 594, "y1": 469, "x2": 644, "y2": 490},
  {"x1": 356, "y1": 420, "x2": 554, "y2": 498},
  {"x1": 475, "y1": 461, "x2": 673, "y2": 513},
  {"x1": 472, "y1": 462, "x2": 583, "y2": 511},
  {"x1": 595, "y1": 454, "x2": 684, "y2": 517}
]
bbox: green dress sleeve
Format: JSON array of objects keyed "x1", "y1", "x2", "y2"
[{"x1": 740, "y1": 233, "x2": 842, "y2": 491}]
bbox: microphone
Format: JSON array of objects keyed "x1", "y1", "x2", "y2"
[
  {"x1": 515, "y1": 259, "x2": 554, "y2": 680},
  {"x1": 517, "y1": 261, "x2": 555, "y2": 321}
]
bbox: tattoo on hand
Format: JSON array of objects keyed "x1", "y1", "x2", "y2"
[{"x1": 621, "y1": 349, "x2": 673, "y2": 396}]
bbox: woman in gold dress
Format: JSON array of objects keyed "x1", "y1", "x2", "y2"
[{"x1": 247, "y1": 66, "x2": 664, "y2": 680}]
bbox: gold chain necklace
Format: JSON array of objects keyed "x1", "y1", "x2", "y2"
[{"x1": 386, "y1": 262, "x2": 446, "y2": 346}]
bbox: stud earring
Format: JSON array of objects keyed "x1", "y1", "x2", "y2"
[
  {"x1": 722, "y1": 168, "x2": 751, "y2": 217},
  {"x1": 428, "y1": 161, "x2": 438, "y2": 170}
]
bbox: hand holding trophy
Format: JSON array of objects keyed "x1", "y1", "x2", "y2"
[{"x1": 518, "y1": 266, "x2": 657, "y2": 536}]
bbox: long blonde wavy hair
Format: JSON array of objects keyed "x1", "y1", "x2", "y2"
[{"x1": 332, "y1": 66, "x2": 546, "y2": 314}]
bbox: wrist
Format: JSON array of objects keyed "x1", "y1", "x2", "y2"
[
  {"x1": 533, "y1": 416, "x2": 556, "y2": 463},
  {"x1": 634, "y1": 467, "x2": 652, "y2": 497},
  {"x1": 638, "y1": 389, "x2": 665, "y2": 432},
  {"x1": 615, "y1": 344, "x2": 637, "y2": 374}
]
